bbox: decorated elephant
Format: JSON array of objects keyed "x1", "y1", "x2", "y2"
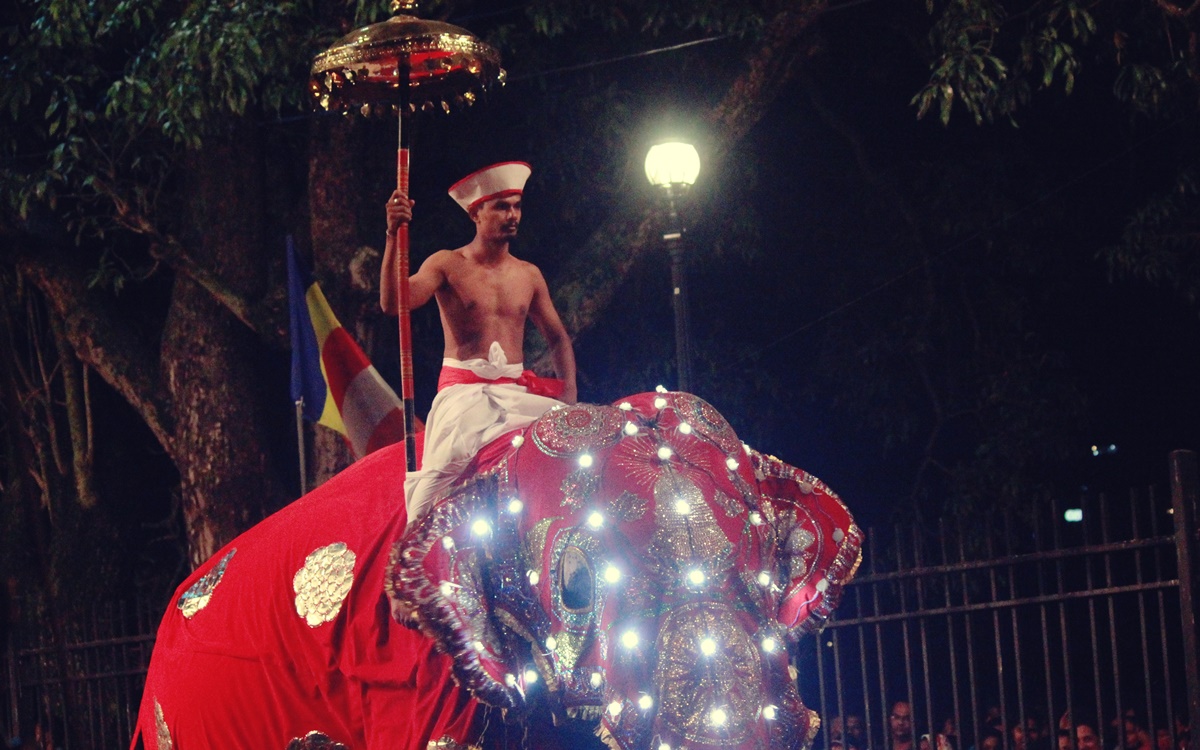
[{"x1": 134, "y1": 391, "x2": 861, "y2": 750}]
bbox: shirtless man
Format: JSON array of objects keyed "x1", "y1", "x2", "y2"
[{"x1": 380, "y1": 161, "x2": 577, "y2": 520}]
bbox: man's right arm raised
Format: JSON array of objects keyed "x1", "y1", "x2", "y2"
[{"x1": 379, "y1": 190, "x2": 443, "y2": 314}]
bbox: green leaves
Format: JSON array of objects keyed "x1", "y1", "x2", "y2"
[{"x1": 913, "y1": 0, "x2": 1099, "y2": 125}]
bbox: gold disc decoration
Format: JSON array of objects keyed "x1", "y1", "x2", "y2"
[{"x1": 310, "y1": 1, "x2": 504, "y2": 115}]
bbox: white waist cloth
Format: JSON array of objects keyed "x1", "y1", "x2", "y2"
[{"x1": 404, "y1": 341, "x2": 562, "y2": 521}]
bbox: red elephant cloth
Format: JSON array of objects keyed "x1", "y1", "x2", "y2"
[{"x1": 133, "y1": 442, "x2": 484, "y2": 750}]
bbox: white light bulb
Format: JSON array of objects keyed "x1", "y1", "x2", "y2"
[
  {"x1": 620, "y1": 630, "x2": 639, "y2": 649},
  {"x1": 587, "y1": 511, "x2": 604, "y2": 529},
  {"x1": 726, "y1": 457, "x2": 740, "y2": 471},
  {"x1": 619, "y1": 401, "x2": 633, "y2": 411},
  {"x1": 659, "y1": 744, "x2": 672, "y2": 750},
  {"x1": 749, "y1": 512, "x2": 764, "y2": 526},
  {"x1": 788, "y1": 664, "x2": 798, "y2": 681},
  {"x1": 678, "y1": 422, "x2": 693, "y2": 435},
  {"x1": 439, "y1": 581, "x2": 454, "y2": 596},
  {"x1": 441, "y1": 536, "x2": 455, "y2": 550},
  {"x1": 471, "y1": 519, "x2": 492, "y2": 537},
  {"x1": 674, "y1": 499, "x2": 691, "y2": 514},
  {"x1": 654, "y1": 397, "x2": 668, "y2": 409},
  {"x1": 657, "y1": 446, "x2": 673, "y2": 460},
  {"x1": 528, "y1": 570, "x2": 540, "y2": 585},
  {"x1": 505, "y1": 673, "x2": 516, "y2": 686},
  {"x1": 757, "y1": 571, "x2": 771, "y2": 587},
  {"x1": 590, "y1": 671, "x2": 604, "y2": 688},
  {"x1": 700, "y1": 637, "x2": 717, "y2": 656},
  {"x1": 524, "y1": 668, "x2": 539, "y2": 684},
  {"x1": 579, "y1": 453, "x2": 594, "y2": 468},
  {"x1": 710, "y1": 707, "x2": 728, "y2": 727},
  {"x1": 624, "y1": 421, "x2": 638, "y2": 436},
  {"x1": 604, "y1": 564, "x2": 622, "y2": 583},
  {"x1": 742, "y1": 442, "x2": 752, "y2": 454},
  {"x1": 638, "y1": 694, "x2": 654, "y2": 710},
  {"x1": 762, "y1": 636, "x2": 778, "y2": 653},
  {"x1": 688, "y1": 569, "x2": 706, "y2": 586},
  {"x1": 474, "y1": 640, "x2": 485, "y2": 652},
  {"x1": 655, "y1": 385, "x2": 668, "y2": 394},
  {"x1": 546, "y1": 636, "x2": 557, "y2": 651},
  {"x1": 608, "y1": 701, "x2": 623, "y2": 717},
  {"x1": 508, "y1": 498, "x2": 524, "y2": 514},
  {"x1": 764, "y1": 704, "x2": 778, "y2": 720},
  {"x1": 511, "y1": 434, "x2": 525, "y2": 447}
]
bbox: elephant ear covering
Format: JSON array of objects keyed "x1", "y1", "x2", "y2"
[{"x1": 752, "y1": 450, "x2": 863, "y2": 638}]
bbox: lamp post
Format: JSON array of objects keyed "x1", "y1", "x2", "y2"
[{"x1": 645, "y1": 141, "x2": 700, "y2": 393}]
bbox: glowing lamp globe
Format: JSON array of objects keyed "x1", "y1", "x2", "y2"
[{"x1": 644, "y1": 142, "x2": 700, "y2": 188}]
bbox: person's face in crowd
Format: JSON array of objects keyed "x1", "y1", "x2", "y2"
[
  {"x1": 847, "y1": 715, "x2": 866, "y2": 742},
  {"x1": 921, "y1": 734, "x2": 932, "y2": 750},
  {"x1": 1076, "y1": 724, "x2": 1101, "y2": 750},
  {"x1": 1026, "y1": 719, "x2": 1044, "y2": 746},
  {"x1": 1058, "y1": 731, "x2": 1075, "y2": 750},
  {"x1": 1155, "y1": 728, "x2": 1173, "y2": 750},
  {"x1": 1013, "y1": 724, "x2": 1028, "y2": 750},
  {"x1": 830, "y1": 716, "x2": 845, "y2": 741},
  {"x1": 982, "y1": 735, "x2": 1002, "y2": 750},
  {"x1": 1122, "y1": 719, "x2": 1149, "y2": 750},
  {"x1": 891, "y1": 702, "x2": 914, "y2": 742}
]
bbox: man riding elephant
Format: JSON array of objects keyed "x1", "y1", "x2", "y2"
[
  {"x1": 133, "y1": 166, "x2": 862, "y2": 750},
  {"x1": 381, "y1": 162, "x2": 578, "y2": 521}
]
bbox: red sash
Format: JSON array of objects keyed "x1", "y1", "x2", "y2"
[{"x1": 436, "y1": 366, "x2": 565, "y2": 399}]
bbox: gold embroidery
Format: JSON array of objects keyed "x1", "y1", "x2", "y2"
[{"x1": 293, "y1": 542, "x2": 356, "y2": 627}]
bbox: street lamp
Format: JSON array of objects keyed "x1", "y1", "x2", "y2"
[{"x1": 645, "y1": 141, "x2": 700, "y2": 393}]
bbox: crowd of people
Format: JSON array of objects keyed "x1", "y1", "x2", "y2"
[{"x1": 826, "y1": 700, "x2": 1191, "y2": 750}]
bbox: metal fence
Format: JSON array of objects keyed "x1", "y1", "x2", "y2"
[
  {"x1": 803, "y1": 450, "x2": 1200, "y2": 750},
  {"x1": 2, "y1": 598, "x2": 159, "y2": 749},
  {"x1": 4, "y1": 453, "x2": 1198, "y2": 750}
]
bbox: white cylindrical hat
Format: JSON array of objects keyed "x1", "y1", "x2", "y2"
[{"x1": 448, "y1": 161, "x2": 532, "y2": 212}]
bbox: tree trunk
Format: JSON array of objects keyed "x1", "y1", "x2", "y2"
[{"x1": 163, "y1": 125, "x2": 280, "y2": 569}]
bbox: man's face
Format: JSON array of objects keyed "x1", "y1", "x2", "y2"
[
  {"x1": 1076, "y1": 725, "x2": 1101, "y2": 750},
  {"x1": 891, "y1": 702, "x2": 914, "y2": 742},
  {"x1": 472, "y1": 195, "x2": 522, "y2": 241},
  {"x1": 847, "y1": 716, "x2": 865, "y2": 740}
]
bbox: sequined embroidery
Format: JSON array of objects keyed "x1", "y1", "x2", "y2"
[
  {"x1": 526, "y1": 517, "x2": 556, "y2": 570},
  {"x1": 428, "y1": 738, "x2": 482, "y2": 749},
  {"x1": 154, "y1": 699, "x2": 172, "y2": 750},
  {"x1": 532, "y1": 403, "x2": 623, "y2": 457},
  {"x1": 649, "y1": 470, "x2": 732, "y2": 583},
  {"x1": 177, "y1": 548, "x2": 235, "y2": 618},
  {"x1": 560, "y1": 467, "x2": 600, "y2": 509},
  {"x1": 654, "y1": 602, "x2": 763, "y2": 746},
  {"x1": 293, "y1": 542, "x2": 356, "y2": 627},
  {"x1": 286, "y1": 731, "x2": 349, "y2": 749},
  {"x1": 607, "y1": 490, "x2": 648, "y2": 522}
]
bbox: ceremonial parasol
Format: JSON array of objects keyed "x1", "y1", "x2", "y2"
[{"x1": 311, "y1": 1, "x2": 504, "y2": 471}]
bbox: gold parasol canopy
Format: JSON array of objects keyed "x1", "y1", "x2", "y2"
[{"x1": 310, "y1": 0, "x2": 504, "y2": 115}]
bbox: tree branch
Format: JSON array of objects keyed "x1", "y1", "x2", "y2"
[
  {"x1": 1151, "y1": 0, "x2": 1200, "y2": 18},
  {"x1": 532, "y1": 0, "x2": 829, "y2": 372},
  {"x1": 5, "y1": 239, "x2": 177, "y2": 460}
]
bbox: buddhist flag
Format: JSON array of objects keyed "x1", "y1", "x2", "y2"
[{"x1": 287, "y1": 239, "x2": 406, "y2": 458}]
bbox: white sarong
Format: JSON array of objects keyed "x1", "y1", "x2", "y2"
[{"x1": 404, "y1": 341, "x2": 562, "y2": 521}]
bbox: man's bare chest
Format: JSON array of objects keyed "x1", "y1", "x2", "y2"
[{"x1": 441, "y1": 263, "x2": 532, "y2": 317}]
